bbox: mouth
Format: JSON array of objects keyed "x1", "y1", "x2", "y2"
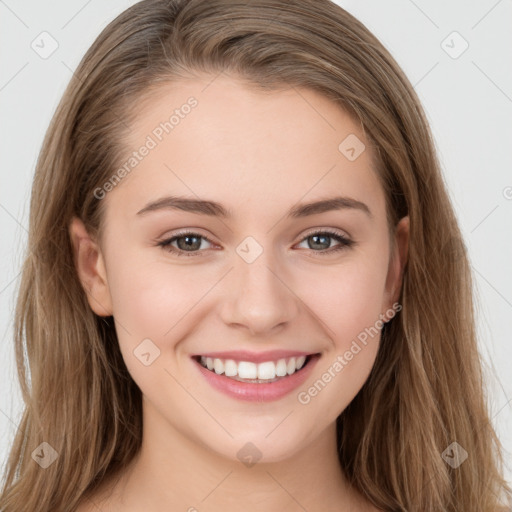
[
  {"x1": 191, "y1": 351, "x2": 321, "y2": 402},
  {"x1": 193, "y1": 354, "x2": 316, "y2": 383}
]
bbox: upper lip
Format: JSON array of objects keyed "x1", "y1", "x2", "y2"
[{"x1": 192, "y1": 350, "x2": 318, "y2": 363}]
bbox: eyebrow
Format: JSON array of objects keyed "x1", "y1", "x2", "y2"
[{"x1": 136, "y1": 195, "x2": 372, "y2": 219}]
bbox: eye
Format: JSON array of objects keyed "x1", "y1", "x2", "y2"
[
  {"x1": 157, "y1": 231, "x2": 216, "y2": 257},
  {"x1": 157, "y1": 229, "x2": 354, "y2": 258},
  {"x1": 295, "y1": 229, "x2": 354, "y2": 255}
]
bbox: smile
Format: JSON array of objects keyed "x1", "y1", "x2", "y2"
[
  {"x1": 191, "y1": 351, "x2": 321, "y2": 402},
  {"x1": 198, "y1": 355, "x2": 308, "y2": 382}
]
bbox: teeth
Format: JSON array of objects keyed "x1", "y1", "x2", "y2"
[
  {"x1": 238, "y1": 361, "x2": 257, "y2": 379},
  {"x1": 198, "y1": 355, "x2": 310, "y2": 380},
  {"x1": 276, "y1": 359, "x2": 287, "y2": 377},
  {"x1": 213, "y1": 358, "x2": 224, "y2": 375},
  {"x1": 257, "y1": 361, "x2": 276, "y2": 380},
  {"x1": 224, "y1": 359, "x2": 238, "y2": 377}
]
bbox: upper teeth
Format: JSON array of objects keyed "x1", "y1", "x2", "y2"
[{"x1": 200, "y1": 356, "x2": 307, "y2": 380}]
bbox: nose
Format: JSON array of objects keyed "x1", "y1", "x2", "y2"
[{"x1": 219, "y1": 248, "x2": 300, "y2": 337}]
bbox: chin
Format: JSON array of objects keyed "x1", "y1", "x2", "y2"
[{"x1": 194, "y1": 420, "x2": 314, "y2": 466}]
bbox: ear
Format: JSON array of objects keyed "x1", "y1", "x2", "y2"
[
  {"x1": 69, "y1": 216, "x2": 113, "y2": 317},
  {"x1": 383, "y1": 215, "x2": 409, "y2": 312}
]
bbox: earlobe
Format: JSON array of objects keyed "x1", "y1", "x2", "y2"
[{"x1": 69, "y1": 216, "x2": 113, "y2": 317}]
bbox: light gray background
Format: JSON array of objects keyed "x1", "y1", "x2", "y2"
[{"x1": 1, "y1": 0, "x2": 511, "y2": 485}]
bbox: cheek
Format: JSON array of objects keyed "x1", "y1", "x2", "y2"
[
  {"x1": 106, "y1": 256, "x2": 199, "y2": 397},
  {"x1": 292, "y1": 258, "x2": 387, "y2": 408},
  {"x1": 304, "y1": 259, "x2": 388, "y2": 347},
  {"x1": 107, "y1": 253, "x2": 200, "y2": 336},
  {"x1": 293, "y1": 266, "x2": 385, "y2": 422}
]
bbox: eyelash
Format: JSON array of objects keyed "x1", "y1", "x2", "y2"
[{"x1": 156, "y1": 229, "x2": 354, "y2": 258}]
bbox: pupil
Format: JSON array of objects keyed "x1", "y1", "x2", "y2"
[
  {"x1": 310, "y1": 234, "x2": 330, "y2": 250},
  {"x1": 178, "y1": 235, "x2": 201, "y2": 251}
]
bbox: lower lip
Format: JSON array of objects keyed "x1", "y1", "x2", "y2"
[{"x1": 193, "y1": 355, "x2": 320, "y2": 402}]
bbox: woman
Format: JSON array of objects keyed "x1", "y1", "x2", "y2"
[{"x1": 1, "y1": 0, "x2": 510, "y2": 510}]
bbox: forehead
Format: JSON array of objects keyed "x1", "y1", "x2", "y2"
[{"x1": 108, "y1": 74, "x2": 385, "y2": 223}]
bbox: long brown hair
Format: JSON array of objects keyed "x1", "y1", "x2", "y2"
[{"x1": 1, "y1": 1, "x2": 510, "y2": 510}]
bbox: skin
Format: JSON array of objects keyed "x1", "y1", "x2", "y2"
[{"x1": 71, "y1": 73, "x2": 409, "y2": 512}]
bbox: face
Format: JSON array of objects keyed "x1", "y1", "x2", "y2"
[{"x1": 71, "y1": 74, "x2": 408, "y2": 464}]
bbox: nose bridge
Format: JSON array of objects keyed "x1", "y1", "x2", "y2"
[{"x1": 220, "y1": 236, "x2": 299, "y2": 336}]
